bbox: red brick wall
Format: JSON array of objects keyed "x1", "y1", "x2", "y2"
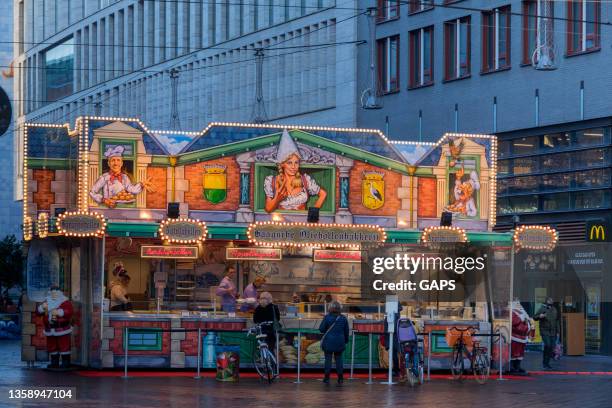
[
  {"x1": 348, "y1": 162, "x2": 401, "y2": 216},
  {"x1": 32, "y1": 169, "x2": 55, "y2": 210},
  {"x1": 146, "y1": 167, "x2": 167, "y2": 209},
  {"x1": 417, "y1": 177, "x2": 437, "y2": 217},
  {"x1": 109, "y1": 320, "x2": 171, "y2": 355},
  {"x1": 184, "y1": 157, "x2": 240, "y2": 211}
]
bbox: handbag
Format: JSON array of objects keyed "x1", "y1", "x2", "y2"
[{"x1": 272, "y1": 305, "x2": 282, "y2": 332}]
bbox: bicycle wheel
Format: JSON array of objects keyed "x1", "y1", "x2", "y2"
[
  {"x1": 252, "y1": 347, "x2": 268, "y2": 380},
  {"x1": 407, "y1": 353, "x2": 417, "y2": 387},
  {"x1": 472, "y1": 349, "x2": 491, "y2": 384},
  {"x1": 263, "y1": 348, "x2": 278, "y2": 383},
  {"x1": 450, "y1": 346, "x2": 465, "y2": 380}
]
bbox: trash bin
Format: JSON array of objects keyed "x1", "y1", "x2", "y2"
[{"x1": 215, "y1": 345, "x2": 240, "y2": 382}]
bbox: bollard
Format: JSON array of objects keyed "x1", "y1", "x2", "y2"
[
  {"x1": 365, "y1": 333, "x2": 373, "y2": 384},
  {"x1": 195, "y1": 328, "x2": 202, "y2": 379},
  {"x1": 427, "y1": 331, "x2": 431, "y2": 381},
  {"x1": 123, "y1": 327, "x2": 129, "y2": 379},
  {"x1": 294, "y1": 331, "x2": 302, "y2": 384},
  {"x1": 350, "y1": 330, "x2": 356, "y2": 380}
]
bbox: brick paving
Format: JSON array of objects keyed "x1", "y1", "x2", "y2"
[{"x1": 1, "y1": 340, "x2": 611, "y2": 408}]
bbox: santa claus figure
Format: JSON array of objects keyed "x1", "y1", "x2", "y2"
[
  {"x1": 510, "y1": 300, "x2": 533, "y2": 375},
  {"x1": 36, "y1": 286, "x2": 73, "y2": 369}
]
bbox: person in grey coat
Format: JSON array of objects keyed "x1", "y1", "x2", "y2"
[
  {"x1": 319, "y1": 300, "x2": 350, "y2": 384},
  {"x1": 534, "y1": 297, "x2": 560, "y2": 370}
]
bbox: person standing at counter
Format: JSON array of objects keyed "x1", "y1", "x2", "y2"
[
  {"x1": 110, "y1": 272, "x2": 132, "y2": 311},
  {"x1": 216, "y1": 265, "x2": 237, "y2": 312},
  {"x1": 534, "y1": 297, "x2": 560, "y2": 370},
  {"x1": 253, "y1": 292, "x2": 281, "y2": 352},
  {"x1": 241, "y1": 276, "x2": 266, "y2": 312},
  {"x1": 319, "y1": 300, "x2": 349, "y2": 385}
]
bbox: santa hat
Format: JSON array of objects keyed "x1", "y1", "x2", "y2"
[
  {"x1": 104, "y1": 145, "x2": 125, "y2": 158},
  {"x1": 275, "y1": 129, "x2": 301, "y2": 164}
]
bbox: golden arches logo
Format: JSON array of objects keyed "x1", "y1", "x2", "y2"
[{"x1": 589, "y1": 225, "x2": 605, "y2": 241}]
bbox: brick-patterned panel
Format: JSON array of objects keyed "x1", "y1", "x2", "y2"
[
  {"x1": 32, "y1": 169, "x2": 55, "y2": 211},
  {"x1": 417, "y1": 177, "x2": 437, "y2": 217},
  {"x1": 348, "y1": 162, "x2": 401, "y2": 216},
  {"x1": 184, "y1": 157, "x2": 240, "y2": 211},
  {"x1": 146, "y1": 166, "x2": 167, "y2": 209},
  {"x1": 31, "y1": 313, "x2": 47, "y2": 349}
]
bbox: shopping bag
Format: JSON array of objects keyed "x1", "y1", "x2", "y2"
[{"x1": 553, "y1": 339, "x2": 563, "y2": 360}]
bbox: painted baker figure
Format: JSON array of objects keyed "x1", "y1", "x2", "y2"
[
  {"x1": 36, "y1": 286, "x2": 74, "y2": 369},
  {"x1": 89, "y1": 145, "x2": 155, "y2": 208}
]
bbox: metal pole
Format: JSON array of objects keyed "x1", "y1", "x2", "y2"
[
  {"x1": 497, "y1": 332, "x2": 504, "y2": 380},
  {"x1": 427, "y1": 331, "x2": 431, "y2": 381},
  {"x1": 195, "y1": 328, "x2": 202, "y2": 379},
  {"x1": 350, "y1": 330, "x2": 356, "y2": 379},
  {"x1": 276, "y1": 331, "x2": 280, "y2": 376},
  {"x1": 123, "y1": 327, "x2": 129, "y2": 379},
  {"x1": 294, "y1": 331, "x2": 302, "y2": 384},
  {"x1": 382, "y1": 332, "x2": 395, "y2": 384},
  {"x1": 366, "y1": 333, "x2": 373, "y2": 384},
  {"x1": 508, "y1": 244, "x2": 515, "y2": 374}
]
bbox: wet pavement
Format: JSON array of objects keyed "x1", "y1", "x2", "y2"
[{"x1": 1, "y1": 340, "x2": 611, "y2": 408}]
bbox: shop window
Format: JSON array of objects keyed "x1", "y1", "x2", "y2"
[
  {"x1": 408, "y1": 0, "x2": 433, "y2": 14},
  {"x1": 573, "y1": 190, "x2": 610, "y2": 209},
  {"x1": 482, "y1": 6, "x2": 511, "y2": 72},
  {"x1": 541, "y1": 132, "x2": 571, "y2": 150},
  {"x1": 541, "y1": 192, "x2": 570, "y2": 211},
  {"x1": 511, "y1": 136, "x2": 537, "y2": 155},
  {"x1": 125, "y1": 329, "x2": 162, "y2": 351},
  {"x1": 409, "y1": 26, "x2": 434, "y2": 88},
  {"x1": 44, "y1": 38, "x2": 75, "y2": 102},
  {"x1": 540, "y1": 173, "x2": 573, "y2": 192},
  {"x1": 573, "y1": 148, "x2": 608, "y2": 168},
  {"x1": 513, "y1": 157, "x2": 538, "y2": 175},
  {"x1": 444, "y1": 16, "x2": 470, "y2": 80},
  {"x1": 377, "y1": 35, "x2": 400, "y2": 93},
  {"x1": 573, "y1": 127, "x2": 609, "y2": 147},
  {"x1": 498, "y1": 159, "x2": 510, "y2": 176},
  {"x1": 377, "y1": 0, "x2": 399, "y2": 22},
  {"x1": 567, "y1": 0, "x2": 600, "y2": 54},
  {"x1": 509, "y1": 195, "x2": 538, "y2": 213},
  {"x1": 540, "y1": 152, "x2": 570, "y2": 171},
  {"x1": 574, "y1": 169, "x2": 611, "y2": 188}
]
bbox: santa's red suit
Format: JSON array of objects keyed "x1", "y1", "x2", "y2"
[
  {"x1": 510, "y1": 301, "x2": 532, "y2": 374},
  {"x1": 36, "y1": 288, "x2": 73, "y2": 368}
]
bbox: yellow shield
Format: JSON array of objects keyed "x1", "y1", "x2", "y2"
[
  {"x1": 362, "y1": 172, "x2": 385, "y2": 210},
  {"x1": 203, "y1": 165, "x2": 227, "y2": 204}
]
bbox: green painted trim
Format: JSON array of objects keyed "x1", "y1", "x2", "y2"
[
  {"x1": 124, "y1": 328, "x2": 163, "y2": 351},
  {"x1": 27, "y1": 158, "x2": 75, "y2": 170},
  {"x1": 386, "y1": 229, "x2": 513, "y2": 244},
  {"x1": 106, "y1": 222, "x2": 159, "y2": 237},
  {"x1": 177, "y1": 134, "x2": 280, "y2": 165}
]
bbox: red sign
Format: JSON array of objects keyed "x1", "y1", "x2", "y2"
[
  {"x1": 225, "y1": 247, "x2": 282, "y2": 261},
  {"x1": 313, "y1": 249, "x2": 362, "y2": 263},
  {"x1": 141, "y1": 245, "x2": 199, "y2": 259}
]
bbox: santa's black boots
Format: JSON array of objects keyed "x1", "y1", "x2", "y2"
[
  {"x1": 61, "y1": 354, "x2": 71, "y2": 369},
  {"x1": 48, "y1": 354, "x2": 60, "y2": 369}
]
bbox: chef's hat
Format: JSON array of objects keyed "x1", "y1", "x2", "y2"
[
  {"x1": 275, "y1": 129, "x2": 301, "y2": 164},
  {"x1": 104, "y1": 145, "x2": 125, "y2": 158}
]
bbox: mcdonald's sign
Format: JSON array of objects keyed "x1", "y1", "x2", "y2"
[{"x1": 586, "y1": 221, "x2": 610, "y2": 242}]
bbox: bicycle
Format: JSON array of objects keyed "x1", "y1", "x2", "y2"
[
  {"x1": 448, "y1": 327, "x2": 490, "y2": 384},
  {"x1": 402, "y1": 339, "x2": 424, "y2": 387},
  {"x1": 247, "y1": 321, "x2": 278, "y2": 384}
]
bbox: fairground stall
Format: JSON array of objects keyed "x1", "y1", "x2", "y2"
[{"x1": 21, "y1": 117, "x2": 515, "y2": 370}]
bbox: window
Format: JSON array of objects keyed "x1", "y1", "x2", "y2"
[
  {"x1": 541, "y1": 132, "x2": 571, "y2": 150},
  {"x1": 444, "y1": 16, "x2": 470, "y2": 80},
  {"x1": 541, "y1": 173, "x2": 573, "y2": 192},
  {"x1": 125, "y1": 329, "x2": 162, "y2": 351},
  {"x1": 409, "y1": 26, "x2": 434, "y2": 87},
  {"x1": 378, "y1": 35, "x2": 400, "y2": 93},
  {"x1": 482, "y1": 6, "x2": 511, "y2": 72},
  {"x1": 522, "y1": 0, "x2": 555, "y2": 64},
  {"x1": 498, "y1": 159, "x2": 510, "y2": 176},
  {"x1": 574, "y1": 169, "x2": 611, "y2": 188},
  {"x1": 542, "y1": 193, "x2": 570, "y2": 211},
  {"x1": 44, "y1": 38, "x2": 75, "y2": 102},
  {"x1": 567, "y1": 0, "x2": 600, "y2": 54},
  {"x1": 573, "y1": 127, "x2": 609, "y2": 147},
  {"x1": 512, "y1": 136, "x2": 538, "y2": 155},
  {"x1": 573, "y1": 190, "x2": 610, "y2": 209},
  {"x1": 573, "y1": 148, "x2": 609, "y2": 168},
  {"x1": 540, "y1": 152, "x2": 570, "y2": 171},
  {"x1": 409, "y1": 0, "x2": 433, "y2": 14},
  {"x1": 513, "y1": 158, "x2": 538, "y2": 175},
  {"x1": 377, "y1": 0, "x2": 399, "y2": 22}
]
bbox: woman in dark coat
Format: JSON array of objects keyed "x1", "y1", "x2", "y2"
[
  {"x1": 319, "y1": 300, "x2": 349, "y2": 384},
  {"x1": 253, "y1": 291, "x2": 280, "y2": 352}
]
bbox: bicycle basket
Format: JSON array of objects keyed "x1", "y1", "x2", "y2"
[{"x1": 445, "y1": 328, "x2": 474, "y2": 348}]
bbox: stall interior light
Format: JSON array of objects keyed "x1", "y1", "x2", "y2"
[
  {"x1": 37, "y1": 212, "x2": 49, "y2": 238},
  {"x1": 158, "y1": 218, "x2": 208, "y2": 244},
  {"x1": 56, "y1": 210, "x2": 107, "y2": 238},
  {"x1": 513, "y1": 225, "x2": 558, "y2": 252},
  {"x1": 23, "y1": 216, "x2": 33, "y2": 241}
]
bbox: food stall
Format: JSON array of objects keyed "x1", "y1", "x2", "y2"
[{"x1": 20, "y1": 117, "x2": 512, "y2": 370}]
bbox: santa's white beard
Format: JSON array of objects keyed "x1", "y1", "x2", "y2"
[{"x1": 46, "y1": 293, "x2": 68, "y2": 317}]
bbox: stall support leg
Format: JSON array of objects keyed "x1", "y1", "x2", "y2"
[
  {"x1": 195, "y1": 328, "x2": 202, "y2": 379},
  {"x1": 365, "y1": 333, "x2": 373, "y2": 384},
  {"x1": 497, "y1": 333, "x2": 505, "y2": 381},
  {"x1": 294, "y1": 331, "x2": 302, "y2": 384},
  {"x1": 427, "y1": 331, "x2": 431, "y2": 381},
  {"x1": 381, "y1": 332, "x2": 396, "y2": 385},
  {"x1": 350, "y1": 330, "x2": 356, "y2": 380},
  {"x1": 276, "y1": 331, "x2": 280, "y2": 377},
  {"x1": 123, "y1": 327, "x2": 129, "y2": 379}
]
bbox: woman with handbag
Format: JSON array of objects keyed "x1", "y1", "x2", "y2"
[
  {"x1": 319, "y1": 300, "x2": 349, "y2": 385},
  {"x1": 253, "y1": 292, "x2": 281, "y2": 352}
]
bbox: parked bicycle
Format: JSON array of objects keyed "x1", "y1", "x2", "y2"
[
  {"x1": 402, "y1": 339, "x2": 424, "y2": 387},
  {"x1": 447, "y1": 326, "x2": 490, "y2": 384},
  {"x1": 247, "y1": 321, "x2": 278, "y2": 383}
]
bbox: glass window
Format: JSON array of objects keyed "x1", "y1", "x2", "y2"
[
  {"x1": 573, "y1": 190, "x2": 610, "y2": 209},
  {"x1": 498, "y1": 159, "x2": 510, "y2": 176},
  {"x1": 444, "y1": 16, "x2": 470, "y2": 80},
  {"x1": 510, "y1": 195, "x2": 539, "y2": 213},
  {"x1": 44, "y1": 38, "x2": 75, "y2": 102},
  {"x1": 497, "y1": 197, "x2": 512, "y2": 215},
  {"x1": 497, "y1": 178, "x2": 509, "y2": 194},
  {"x1": 574, "y1": 169, "x2": 611, "y2": 188},
  {"x1": 541, "y1": 173, "x2": 572, "y2": 192},
  {"x1": 573, "y1": 127, "x2": 608, "y2": 147},
  {"x1": 509, "y1": 176, "x2": 538, "y2": 193},
  {"x1": 378, "y1": 36, "x2": 400, "y2": 93},
  {"x1": 513, "y1": 157, "x2": 538, "y2": 175},
  {"x1": 409, "y1": 26, "x2": 434, "y2": 87},
  {"x1": 482, "y1": 6, "x2": 511, "y2": 72},
  {"x1": 377, "y1": 0, "x2": 399, "y2": 22},
  {"x1": 540, "y1": 152, "x2": 571, "y2": 171},
  {"x1": 541, "y1": 193, "x2": 570, "y2": 211},
  {"x1": 512, "y1": 137, "x2": 538, "y2": 155},
  {"x1": 573, "y1": 148, "x2": 607, "y2": 168},
  {"x1": 499, "y1": 141, "x2": 511, "y2": 158},
  {"x1": 541, "y1": 132, "x2": 571, "y2": 150},
  {"x1": 567, "y1": 0, "x2": 601, "y2": 54}
]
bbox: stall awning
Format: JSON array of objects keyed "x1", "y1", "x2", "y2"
[{"x1": 106, "y1": 222, "x2": 512, "y2": 245}]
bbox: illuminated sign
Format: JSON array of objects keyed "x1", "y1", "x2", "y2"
[
  {"x1": 586, "y1": 221, "x2": 609, "y2": 242},
  {"x1": 421, "y1": 226, "x2": 468, "y2": 244},
  {"x1": 159, "y1": 218, "x2": 207, "y2": 244},
  {"x1": 313, "y1": 249, "x2": 362, "y2": 263},
  {"x1": 226, "y1": 247, "x2": 283, "y2": 261},
  {"x1": 247, "y1": 221, "x2": 386, "y2": 248},
  {"x1": 56, "y1": 211, "x2": 106, "y2": 237},
  {"x1": 513, "y1": 225, "x2": 558, "y2": 251},
  {"x1": 141, "y1": 245, "x2": 199, "y2": 259}
]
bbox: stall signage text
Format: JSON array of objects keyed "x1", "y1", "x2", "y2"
[
  {"x1": 225, "y1": 247, "x2": 282, "y2": 261},
  {"x1": 513, "y1": 225, "x2": 558, "y2": 251},
  {"x1": 313, "y1": 249, "x2": 362, "y2": 263},
  {"x1": 141, "y1": 245, "x2": 199, "y2": 259},
  {"x1": 159, "y1": 218, "x2": 207, "y2": 243},
  {"x1": 421, "y1": 226, "x2": 467, "y2": 244},
  {"x1": 56, "y1": 211, "x2": 106, "y2": 237}
]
